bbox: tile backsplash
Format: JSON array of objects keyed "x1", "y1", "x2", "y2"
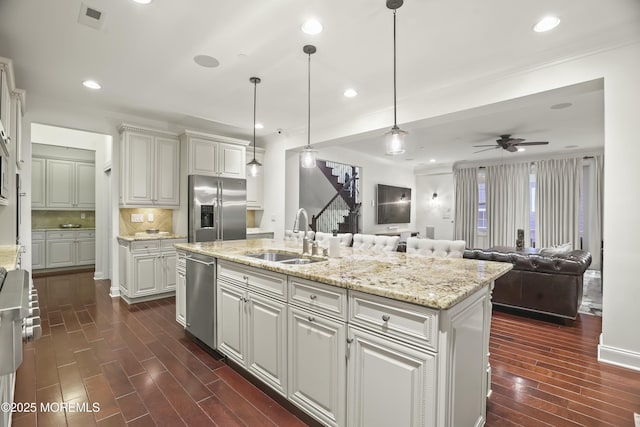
[
  {"x1": 119, "y1": 208, "x2": 173, "y2": 235},
  {"x1": 32, "y1": 210, "x2": 96, "y2": 229},
  {"x1": 246, "y1": 210, "x2": 255, "y2": 228}
]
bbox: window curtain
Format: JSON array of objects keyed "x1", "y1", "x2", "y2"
[
  {"x1": 586, "y1": 155, "x2": 603, "y2": 268},
  {"x1": 453, "y1": 167, "x2": 478, "y2": 248},
  {"x1": 535, "y1": 158, "x2": 582, "y2": 249},
  {"x1": 486, "y1": 162, "x2": 530, "y2": 247}
]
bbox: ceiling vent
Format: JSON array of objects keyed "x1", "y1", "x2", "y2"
[{"x1": 78, "y1": 3, "x2": 105, "y2": 30}]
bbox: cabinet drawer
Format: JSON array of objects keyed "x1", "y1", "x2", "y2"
[
  {"x1": 288, "y1": 277, "x2": 347, "y2": 321},
  {"x1": 76, "y1": 230, "x2": 95, "y2": 239},
  {"x1": 218, "y1": 260, "x2": 286, "y2": 300},
  {"x1": 45, "y1": 230, "x2": 76, "y2": 240},
  {"x1": 130, "y1": 240, "x2": 161, "y2": 252},
  {"x1": 32, "y1": 231, "x2": 45, "y2": 240},
  {"x1": 161, "y1": 239, "x2": 187, "y2": 250},
  {"x1": 349, "y1": 291, "x2": 438, "y2": 351}
]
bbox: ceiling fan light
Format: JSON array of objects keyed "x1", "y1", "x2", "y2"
[
  {"x1": 300, "y1": 147, "x2": 318, "y2": 169},
  {"x1": 385, "y1": 126, "x2": 407, "y2": 155}
]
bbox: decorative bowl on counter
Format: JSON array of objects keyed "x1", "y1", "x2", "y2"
[{"x1": 59, "y1": 224, "x2": 81, "y2": 228}]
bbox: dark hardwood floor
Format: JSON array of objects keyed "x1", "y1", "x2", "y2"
[{"x1": 11, "y1": 271, "x2": 640, "y2": 426}]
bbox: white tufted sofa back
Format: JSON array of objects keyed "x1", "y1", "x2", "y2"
[
  {"x1": 352, "y1": 234, "x2": 400, "y2": 252},
  {"x1": 314, "y1": 232, "x2": 353, "y2": 248},
  {"x1": 284, "y1": 230, "x2": 315, "y2": 242},
  {"x1": 405, "y1": 237, "x2": 466, "y2": 258}
]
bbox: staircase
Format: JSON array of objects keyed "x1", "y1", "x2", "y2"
[{"x1": 311, "y1": 160, "x2": 361, "y2": 233}]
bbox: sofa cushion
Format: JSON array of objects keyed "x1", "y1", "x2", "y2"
[{"x1": 352, "y1": 234, "x2": 400, "y2": 252}]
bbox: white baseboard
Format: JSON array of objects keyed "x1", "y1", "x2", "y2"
[
  {"x1": 598, "y1": 337, "x2": 640, "y2": 372},
  {"x1": 109, "y1": 287, "x2": 120, "y2": 298}
]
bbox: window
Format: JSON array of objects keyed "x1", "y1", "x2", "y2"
[{"x1": 477, "y1": 170, "x2": 487, "y2": 234}]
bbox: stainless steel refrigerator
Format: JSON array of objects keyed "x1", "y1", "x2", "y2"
[{"x1": 188, "y1": 175, "x2": 247, "y2": 243}]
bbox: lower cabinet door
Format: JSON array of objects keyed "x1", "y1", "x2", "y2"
[
  {"x1": 32, "y1": 240, "x2": 45, "y2": 269},
  {"x1": 162, "y1": 252, "x2": 177, "y2": 291},
  {"x1": 132, "y1": 254, "x2": 160, "y2": 297},
  {"x1": 176, "y1": 269, "x2": 186, "y2": 326},
  {"x1": 347, "y1": 326, "x2": 436, "y2": 427},
  {"x1": 76, "y1": 239, "x2": 95, "y2": 265},
  {"x1": 288, "y1": 306, "x2": 346, "y2": 427},
  {"x1": 246, "y1": 292, "x2": 287, "y2": 396},
  {"x1": 46, "y1": 239, "x2": 75, "y2": 268},
  {"x1": 217, "y1": 281, "x2": 247, "y2": 365}
]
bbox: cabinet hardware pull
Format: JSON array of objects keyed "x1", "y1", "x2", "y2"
[
  {"x1": 346, "y1": 338, "x2": 353, "y2": 344},
  {"x1": 307, "y1": 316, "x2": 315, "y2": 322},
  {"x1": 309, "y1": 294, "x2": 317, "y2": 300},
  {"x1": 382, "y1": 314, "x2": 390, "y2": 322}
]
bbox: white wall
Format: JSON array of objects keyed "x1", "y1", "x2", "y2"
[{"x1": 415, "y1": 170, "x2": 455, "y2": 240}]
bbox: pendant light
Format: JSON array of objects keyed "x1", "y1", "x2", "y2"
[
  {"x1": 300, "y1": 45, "x2": 318, "y2": 169},
  {"x1": 385, "y1": 0, "x2": 407, "y2": 155},
  {"x1": 247, "y1": 76, "x2": 262, "y2": 177}
]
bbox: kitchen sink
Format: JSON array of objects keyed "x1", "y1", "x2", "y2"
[
  {"x1": 246, "y1": 252, "x2": 300, "y2": 262},
  {"x1": 245, "y1": 252, "x2": 325, "y2": 264}
]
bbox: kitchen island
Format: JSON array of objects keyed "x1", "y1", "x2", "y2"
[{"x1": 175, "y1": 239, "x2": 512, "y2": 427}]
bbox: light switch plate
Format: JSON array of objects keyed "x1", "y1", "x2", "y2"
[
  {"x1": 131, "y1": 214, "x2": 144, "y2": 223},
  {"x1": 147, "y1": 213, "x2": 154, "y2": 222},
  {"x1": 80, "y1": 212, "x2": 86, "y2": 219}
]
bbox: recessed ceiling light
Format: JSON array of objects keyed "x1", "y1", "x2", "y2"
[
  {"x1": 517, "y1": 148, "x2": 526, "y2": 152},
  {"x1": 82, "y1": 79, "x2": 101, "y2": 90},
  {"x1": 533, "y1": 16, "x2": 560, "y2": 32},
  {"x1": 254, "y1": 123, "x2": 264, "y2": 129},
  {"x1": 301, "y1": 19, "x2": 323, "y2": 35},
  {"x1": 194, "y1": 55, "x2": 220, "y2": 68},
  {"x1": 132, "y1": 0, "x2": 152, "y2": 3},
  {"x1": 429, "y1": 158, "x2": 436, "y2": 163},
  {"x1": 343, "y1": 88, "x2": 357, "y2": 98},
  {"x1": 550, "y1": 102, "x2": 573, "y2": 110}
]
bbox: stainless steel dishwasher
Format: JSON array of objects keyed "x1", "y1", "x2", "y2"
[{"x1": 185, "y1": 253, "x2": 216, "y2": 349}]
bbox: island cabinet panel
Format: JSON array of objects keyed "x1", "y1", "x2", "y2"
[
  {"x1": 175, "y1": 251, "x2": 186, "y2": 326},
  {"x1": 287, "y1": 305, "x2": 346, "y2": 427},
  {"x1": 216, "y1": 260, "x2": 288, "y2": 396},
  {"x1": 347, "y1": 326, "x2": 436, "y2": 427}
]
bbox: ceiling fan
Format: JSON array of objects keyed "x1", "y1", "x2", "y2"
[{"x1": 473, "y1": 134, "x2": 549, "y2": 153}]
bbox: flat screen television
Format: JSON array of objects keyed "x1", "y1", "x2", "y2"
[{"x1": 376, "y1": 184, "x2": 411, "y2": 224}]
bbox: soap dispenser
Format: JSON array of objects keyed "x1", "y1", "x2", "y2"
[{"x1": 328, "y1": 230, "x2": 341, "y2": 258}]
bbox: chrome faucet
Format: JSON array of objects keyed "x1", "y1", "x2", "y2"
[{"x1": 292, "y1": 208, "x2": 310, "y2": 254}]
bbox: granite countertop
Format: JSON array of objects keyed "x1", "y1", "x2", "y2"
[
  {"x1": 175, "y1": 239, "x2": 512, "y2": 310},
  {"x1": 118, "y1": 233, "x2": 187, "y2": 242},
  {"x1": 0, "y1": 245, "x2": 21, "y2": 271}
]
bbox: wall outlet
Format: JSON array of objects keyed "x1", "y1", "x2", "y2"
[
  {"x1": 80, "y1": 212, "x2": 86, "y2": 219},
  {"x1": 131, "y1": 214, "x2": 144, "y2": 223},
  {"x1": 147, "y1": 213, "x2": 154, "y2": 222}
]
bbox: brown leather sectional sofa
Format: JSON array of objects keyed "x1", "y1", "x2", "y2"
[{"x1": 463, "y1": 248, "x2": 592, "y2": 320}]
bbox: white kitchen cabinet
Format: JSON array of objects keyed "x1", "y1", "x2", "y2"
[
  {"x1": 43, "y1": 229, "x2": 96, "y2": 269},
  {"x1": 118, "y1": 238, "x2": 186, "y2": 303},
  {"x1": 175, "y1": 251, "x2": 186, "y2": 326},
  {"x1": 36, "y1": 158, "x2": 95, "y2": 210},
  {"x1": 181, "y1": 130, "x2": 248, "y2": 179},
  {"x1": 216, "y1": 261, "x2": 288, "y2": 396},
  {"x1": 288, "y1": 305, "x2": 346, "y2": 427},
  {"x1": 31, "y1": 231, "x2": 45, "y2": 270},
  {"x1": 120, "y1": 125, "x2": 180, "y2": 208},
  {"x1": 31, "y1": 157, "x2": 45, "y2": 208},
  {"x1": 347, "y1": 326, "x2": 436, "y2": 427},
  {"x1": 246, "y1": 148, "x2": 264, "y2": 209},
  {"x1": 11, "y1": 89, "x2": 24, "y2": 169}
]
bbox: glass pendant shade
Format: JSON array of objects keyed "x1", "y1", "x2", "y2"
[
  {"x1": 300, "y1": 147, "x2": 318, "y2": 169},
  {"x1": 247, "y1": 77, "x2": 262, "y2": 176},
  {"x1": 385, "y1": 125, "x2": 407, "y2": 155}
]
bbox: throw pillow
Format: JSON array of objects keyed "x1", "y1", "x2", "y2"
[{"x1": 539, "y1": 242, "x2": 572, "y2": 256}]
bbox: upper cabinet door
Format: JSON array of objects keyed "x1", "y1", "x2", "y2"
[
  {"x1": 31, "y1": 157, "x2": 46, "y2": 208},
  {"x1": 218, "y1": 143, "x2": 246, "y2": 179},
  {"x1": 189, "y1": 137, "x2": 218, "y2": 176},
  {"x1": 155, "y1": 136, "x2": 180, "y2": 206},
  {"x1": 123, "y1": 131, "x2": 154, "y2": 205},
  {"x1": 46, "y1": 159, "x2": 75, "y2": 208},
  {"x1": 75, "y1": 162, "x2": 95, "y2": 209}
]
